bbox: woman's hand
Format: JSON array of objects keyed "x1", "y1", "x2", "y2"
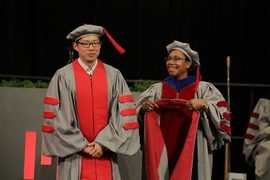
[
  {"x1": 141, "y1": 100, "x2": 159, "y2": 112},
  {"x1": 185, "y1": 99, "x2": 206, "y2": 110}
]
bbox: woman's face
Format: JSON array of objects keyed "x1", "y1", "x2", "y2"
[{"x1": 166, "y1": 50, "x2": 191, "y2": 80}]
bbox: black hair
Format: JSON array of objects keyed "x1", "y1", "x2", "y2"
[{"x1": 183, "y1": 56, "x2": 195, "y2": 75}]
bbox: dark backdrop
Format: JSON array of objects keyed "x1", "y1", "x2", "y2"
[
  {"x1": 1, "y1": 0, "x2": 270, "y2": 84},
  {"x1": 1, "y1": 0, "x2": 270, "y2": 179}
]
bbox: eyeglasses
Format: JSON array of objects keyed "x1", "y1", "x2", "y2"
[
  {"x1": 164, "y1": 56, "x2": 186, "y2": 62},
  {"x1": 77, "y1": 41, "x2": 101, "y2": 48}
]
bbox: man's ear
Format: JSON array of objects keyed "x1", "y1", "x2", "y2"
[{"x1": 73, "y1": 42, "x2": 78, "y2": 50}]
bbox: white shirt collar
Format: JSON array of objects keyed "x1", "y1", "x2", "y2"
[{"x1": 78, "y1": 58, "x2": 98, "y2": 76}]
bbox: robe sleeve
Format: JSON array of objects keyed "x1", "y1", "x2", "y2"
[
  {"x1": 196, "y1": 81, "x2": 231, "y2": 150},
  {"x1": 243, "y1": 96, "x2": 270, "y2": 166},
  {"x1": 134, "y1": 83, "x2": 162, "y2": 151},
  {"x1": 94, "y1": 69, "x2": 140, "y2": 156},
  {"x1": 42, "y1": 70, "x2": 88, "y2": 158},
  {"x1": 135, "y1": 83, "x2": 162, "y2": 117}
]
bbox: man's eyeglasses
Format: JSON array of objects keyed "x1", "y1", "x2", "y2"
[
  {"x1": 77, "y1": 41, "x2": 101, "y2": 48},
  {"x1": 164, "y1": 56, "x2": 186, "y2": 62}
]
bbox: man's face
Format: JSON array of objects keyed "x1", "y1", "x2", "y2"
[{"x1": 73, "y1": 35, "x2": 101, "y2": 66}]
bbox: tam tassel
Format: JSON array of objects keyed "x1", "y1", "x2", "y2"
[
  {"x1": 195, "y1": 66, "x2": 202, "y2": 92},
  {"x1": 103, "y1": 28, "x2": 126, "y2": 54}
]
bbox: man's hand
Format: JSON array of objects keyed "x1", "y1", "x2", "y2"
[
  {"x1": 83, "y1": 143, "x2": 94, "y2": 154},
  {"x1": 88, "y1": 142, "x2": 107, "y2": 158}
]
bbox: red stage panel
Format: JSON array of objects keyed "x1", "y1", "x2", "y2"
[
  {"x1": 40, "y1": 132, "x2": 52, "y2": 165},
  {"x1": 23, "y1": 132, "x2": 36, "y2": 180}
]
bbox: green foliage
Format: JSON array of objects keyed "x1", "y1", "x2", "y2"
[
  {"x1": 0, "y1": 78, "x2": 156, "y2": 91},
  {"x1": 129, "y1": 80, "x2": 156, "y2": 92},
  {"x1": 0, "y1": 78, "x2": 49, "y2": 88}
]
